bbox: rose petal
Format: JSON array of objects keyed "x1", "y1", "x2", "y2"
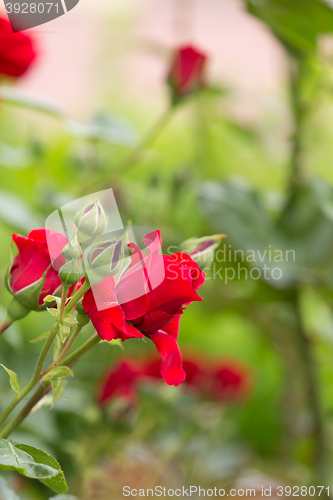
[{"x1": 148, "y1": 331, "x2": 186, "y2": 386}]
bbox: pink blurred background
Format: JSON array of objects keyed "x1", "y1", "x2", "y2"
[{"x1": 1, "y1": 0, "x2": 288, "y2": 121}]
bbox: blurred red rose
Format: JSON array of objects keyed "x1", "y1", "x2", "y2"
[
  {"x1": 144, "y1": 356, "x2": 251, "y2": 402},
  {"x1": 9, "y1": 228, "x2": 67, "y2": 307},
  {"x1": 0, "y1": 16, "x2": 37, "y2": 78},
  {"x1": 168, "y1": 45, "x2": 207, "y2": 101},
  {"x1": 210, "y1": 362, "x2": 251, "y2": 402},
  {"x1": 83, "y1": 230, "x2": 205, "y2": 387},
  {"x1": 99, "y1": 359, "x2": 142, "y2": 406}
]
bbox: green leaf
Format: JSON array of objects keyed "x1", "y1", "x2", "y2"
[
  {"x1": 0, "y1": 475, "x2": 20, "y2": 500},
  {"x1": 246, "y1": 0, "x2": 333, "y2": 54},
  {"x1": 44, "y1": 295, "x2": 61, "y2": 307},
  {"x1": 63, "y1": 314, "x2": 77, "y2": 324},
  {"x1": 29, "y1": 332, "x2": 50, "y2": 344},
  {"x1": 30, "y1": 395, "x2": 54, "y2": 415},
  {"x1": 41, "y1": 366, "x2": 74, "y2": 383},
  {"x1": 0, "y1": 365, "x2": 19, "y2": 394},
  {"x1": 59, "y1": 324, "x2": 71, "y2": 343},
  {"x1": 53, "y1": 336, "x2": 62, "y2": 361},
  {"x1": 0, "y1": 439, "x2": 68, "y2": 494},
  {"x1": 51, "y1": 379, "x2": 68, "y2": 409},
  {"x1": 47, "y1": 308, "x2": 59, "y2": 318}
]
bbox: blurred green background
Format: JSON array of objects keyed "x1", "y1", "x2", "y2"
[{"x1": 2, "y1": 0, "x2": 333, "y2": 498}]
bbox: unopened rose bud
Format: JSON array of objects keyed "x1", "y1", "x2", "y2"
[
  {"x1": 59, "y1": 259, "x2": 82, "y2": 286},
  {"x1": 87, "y1": 239, "x2": 123, "y2": 279},
  {"x1": 76, "y1": 298, "x2": 90, "y2": 326},
  {"x1": 168, "y1": 45, "x2": 207, "y2": 104},
  {"x1": 180, "y1": 234, "x2": 226, "y2": 267},
  {"x1": 74, "y1": 199, "x2": 108, "y2": 237},
  {"x1": 62, "y1": 229, "x2": 82, "y2": 260}
]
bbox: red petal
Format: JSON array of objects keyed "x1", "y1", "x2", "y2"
[
  {"x1": 146, "y1": 255, "x2": 202, "y2": 314},
  {"x1": 11, "y1": 234, "x2": 51, "y2": 291},
  {"x1": 82, "y1": 280, "x2": 143, "y2": 342},
  {"x1": 142, "y1": 230, "x2": 162, "y2": 256},
  {"x1": 148, "y1": 331, "x2": 186, "y2": 386},
  {"x1": 99, "y1": 360, "x2": 141, "y2": 405},
  {"x1": 134, "y1": 309, "x2": 181, "y2": 335}
]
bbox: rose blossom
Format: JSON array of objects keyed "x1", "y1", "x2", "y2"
[
  {"x1": 9, "y1": 228, "x2": 67, "y2": 307},
  {"x1": 82, "y1": 230, "x2": 205, "y2": 386},
  {"x1": 168, "y1": 45, "x2": 207, "y2": 100},
  {"x1": 99, "y1": 355, "x2": 252, "y2": 406},
  {"x1": 0, "y1": 17, "x2": 37, "y2": 78}
]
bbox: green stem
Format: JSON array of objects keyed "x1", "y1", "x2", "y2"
[
  {"x1": 289, "y1": 57, "x2": 306, "y2": 192},
  {"x1": 59, "y1": 285, "x2": 69, "y2": 323},
  {"x1": 64, "y1": 281, "x2": 90, "y2": 315},
  {"x1": 0, "y1": 284, "x2": 90, "y2": 430},
  {"x1": 41, "y1": 324, "x2": 83, "y2": 378},
  {"x1": 0, "y1": 333, "x2": 100, "y2": 438},
  {"x1": 293, "y1": 293, "x2": 326, "y2": 484},
  {"x1": 0, "y1": 318, "x2": 12, "y2": 336},
  {"x1": 0, "y1": 322, "x2": 59, "y2": 428},
  {"x1": 61, "y1": 332, "x2": 100, "y2": 368},
  {"x1": 0, "y1": 384, "x2": 46, "y2": 439},
  {"x1": 81, "y1": 107, "x2": 175, "y2": 194}
]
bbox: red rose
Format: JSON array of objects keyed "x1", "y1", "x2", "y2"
[
  {"x1": 0, "y1": 17, "x2": 37, "y2": 78},
  {"x1": 144, "y1": 356, "x2": 251, "y2": 402},
  {"x1": 82, "y1": 230, "x2": 205, "y2": 386},
  {"x1": 210, "y1": 362, "x2": 251, "y2": 402},
  {"x1": 9, "y1": 228, "x2": 67, "y2": 308},
  {"x1": 98, "y1": 359, "x2": 142, "y2": 406},
  {"x1": 168, "y1": 45, "x2": 207, "y2": 101}
]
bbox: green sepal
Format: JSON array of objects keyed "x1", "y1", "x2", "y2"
[
  {"x1": 76, "y1": 299, "x2": 90, "y2": 326},
  {"x1": 6, "y1": 298, "x2": 30, "y2": 323},
  {"x1": 4, "y1": 239, "x2": 14, "y2": 295},
  {"x1": 12, "y1": 266, "x2": 50, "y2": 312}
]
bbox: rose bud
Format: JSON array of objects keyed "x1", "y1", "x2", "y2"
[
  {"x1": 180, "y1": 234, "x2": 226, "y2": 267},
  {"x1": 86, "y1": 239, "x2": 123, "y2": 284},
  {"x1": 0, "y1": 16, "x2": 37, "y2": 79},
  {"x1": 76, "y1": 297, "x2": 90, "y2": 326},
  {"x1": 74, "y1": 199, "x2": 108, "y2": 238},
  {"x1": 5, "y1": 229, "x2": 67, "y2": 315},
  {"x1": 168, "y1": 45, "x2": 207, "y2": 104},
  {"x1": 1, "y1": 228, "x2": 67, "y2": 331},
  {"x1": 59, "y1": 259, "x2": 82, "y2": 286},
  {"x1": 62, "y1": 228, "x2": 82, "y2": 261}
]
